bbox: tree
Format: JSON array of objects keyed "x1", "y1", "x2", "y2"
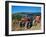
[
  {"x1": 15, "y1": 14, "x2": 22, "y2": 21},
  {"x1": 12, "y1": 14, "x2": 16, "y2": 20}
]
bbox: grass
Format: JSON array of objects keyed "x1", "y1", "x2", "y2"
[{"x1": 12, "y1": 23, "x2": 41, "y2": 31}]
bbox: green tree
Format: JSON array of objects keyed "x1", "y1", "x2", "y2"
[
  {"x1": 12, "y1": 14, "x2": 16, "y2": 20},
  {"x1": 15, "y1": 14, "x2": 22, "y2": 21}
]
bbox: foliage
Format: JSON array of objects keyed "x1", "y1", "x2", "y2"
[
  {"x1": 15, "y1": 14, "x2": 22, "y2": 21},
  {"x1": 12, "y1": 14, "x2": 16, "y2": 20},
  {"x1": 12, "y1": 13, "x2": 22, "y2": 21}
]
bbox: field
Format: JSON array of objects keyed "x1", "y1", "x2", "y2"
[
  {"x1": 12, "y1": 12, "x2": 41, "y2": 31},
  {"x1": 12, "y1": 21, "x2": 41, "y2": 31}
]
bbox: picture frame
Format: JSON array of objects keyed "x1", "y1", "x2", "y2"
[{"x1": 5, "y1": 1, "x2": 45, "y2": 36}]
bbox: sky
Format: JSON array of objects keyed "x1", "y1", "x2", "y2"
[{"x1": 12, "y1": 6, "x2": 41, "y2": 13}]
